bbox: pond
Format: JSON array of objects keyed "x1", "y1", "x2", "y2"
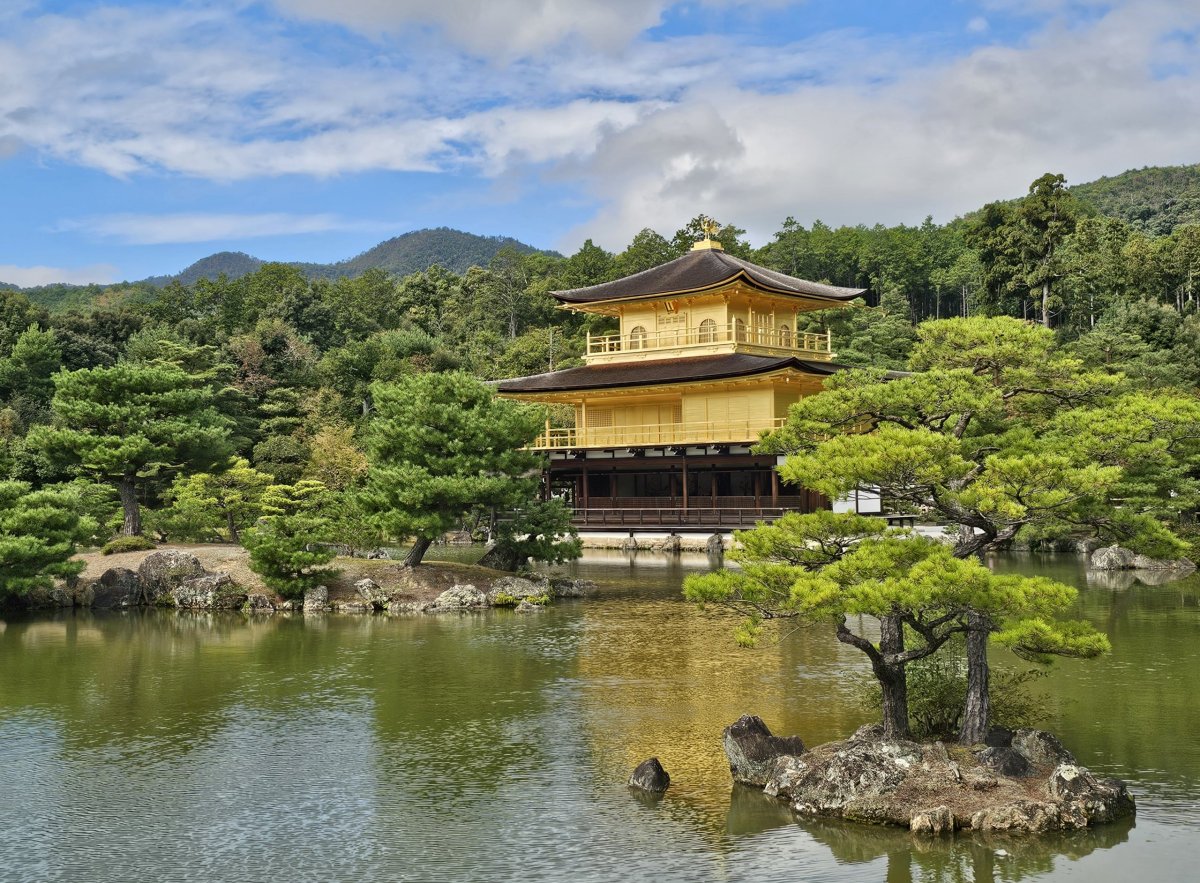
[{"x1": 1, "y1": 550, "x2": 1197, "y2": 882}]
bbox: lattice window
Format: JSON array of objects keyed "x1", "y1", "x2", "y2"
[
  {"x1": 698, "y1": 318, "x2": 717, "y2": 343},
  {"x1": 585, "y1": 408, "x2": 614, "y2": 427},
  {"x1": 628, "y1": 325, "x2": 648, "y2": 350}
]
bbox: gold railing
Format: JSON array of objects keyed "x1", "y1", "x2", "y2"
[
  {"x1": 530, "y1": 417, "x2": 787, "y2": 450},
  {"x1": 586, "y1": 323, "x2": 831, "y2": 357}
]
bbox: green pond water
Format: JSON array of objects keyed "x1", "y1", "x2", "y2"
[{"x1": 1, "y1": 550, "x2": 1197, "y2": 882}]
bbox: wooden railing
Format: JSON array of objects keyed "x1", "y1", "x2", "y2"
[
  {"x1": 572, "y1": 507, "x2": 794, "y2": 528},
  {"x1": 530, "y1": 417, "x2": 787, "y2": 450},
  {"x1": 586, "y1": 323, "x2": 831, "y2": 357}
]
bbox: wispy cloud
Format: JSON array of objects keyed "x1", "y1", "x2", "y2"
[
  {"x1": 270, "y1": 0, "x2": 800, "y2": 58},
  {"x1": 58, "y1": 212, "x2": 386, "y2": 245},
  {"x1": 2, "y1": 0, "x2": 1199, "y2": 254},
  {"x1": 0, "y1": 263, "x2": 118, "y2": 287}
]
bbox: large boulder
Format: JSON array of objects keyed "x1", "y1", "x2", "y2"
[
  {"x1": 974, "y1": 746, "x2": 1033, "y2": 778},
  {"x1": 1047, "y1": 764, "x2": 1136, "y2": 825},
  {"x1": 628, "y1": 757, "x2": 670, "y2": 792},
  {"x1": 1012, "y1": 728, "x2": 1076, "y2": 768},
  {"x1": 722, "y1": 715, "x2": 806, "y2": 787},
  {"x1": 487, "y1": 576, "x2": 550, "y2": 606},
  {"x1": 910, "y1": 805, "x2": 954, "y2": 834},
  {"x1": 303, "y1": 585, "x2": 329, "y2": 612},
  {"x1": 970, "y1": 800, "x2": 1063, "y2": 834},
  {"x1": 763, "y1": 737, "x2": 921, "y2": 820},
  {"x1": 171, "y1": 573, "x2": 246, "y2": 610},
  {"x1": 90, "y1": 568, "x2": 141, "y2": 608},
  {"x1": 427, "y1": 584, "x2": 488, "y2": 611},
  {"x1": 354, "y1": 578, "x2": 390, "y2": 609},
  {"x1": 243, "y1": 593, "x2": 277, "y2": 614},
  {"x1": 549, "y1": 577, "x2": 597, "y2": 598},
  {"x1": 1089, "y1": 545, "x2": 1137, "y2": 570},
  {"x1": 136, "y1": 551, "x2": 205, "y2": 604}
]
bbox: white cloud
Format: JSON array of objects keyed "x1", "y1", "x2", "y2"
[
  {"x1": 0, "y1": 263, "x2": 119, "y2": 287},
  {"x1": 564, "y1": 0, "x2": 1200, "y2": 247},
  {"x1": 271, "y1": 0, "x2": 799, "y2": 58},
  {"x1": 59, "y1": 212, "x2": 380, "y2": 245},
  {"x1": 967, "y1": 16, "x2": 989, "y2": 33},
  {"x1": 2, "y1": 0, "x2": 1200, "y2": 258}
]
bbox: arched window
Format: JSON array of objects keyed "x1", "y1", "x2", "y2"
[
  {"x1": 779, "y1": 324, "x2": 792, "y2": 347},
  {"x1": 734, "y1": 317, "x2": 747, "y2": 342},
  {"x1": 697, "y1": 318, "x2": 717, "y2": 343},
  {"x1": 628, "y1": 325, "x2": 648, "y2": 350}
]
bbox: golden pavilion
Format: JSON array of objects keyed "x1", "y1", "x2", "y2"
[{"x1": 497, "y1": 226, "x2": 869, "y2": 530}]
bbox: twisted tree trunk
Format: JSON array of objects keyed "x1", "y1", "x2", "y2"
[{"x1": 118, "y1": 474, "x2": 141, "y2": 537}]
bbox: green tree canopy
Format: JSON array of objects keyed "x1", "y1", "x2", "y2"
[
  {"x1": 0, "y1": 481, "x2": 89, "y2": 601},
  {"x1": 29, "y1": 363, "x2": 234, "y2": 537},
  {"x1": 760, "y1": 316, "x2": 1180, "y2": 742},
  {"x1": 359, "y1": 371, "x2": 548, "y2": 567}
]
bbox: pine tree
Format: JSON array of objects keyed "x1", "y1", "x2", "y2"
[
  {"x1": 359, "y1": 372, "x2": 547, "y2": 567},
  {"x1": 29, "y1": 363, "x2": 233, "y2": 536}
]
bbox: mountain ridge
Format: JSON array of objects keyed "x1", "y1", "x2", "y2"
[{"x1": 141, "y1": 227, "x2": 559, "y2": 287}]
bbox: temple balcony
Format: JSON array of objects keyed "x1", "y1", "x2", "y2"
[
  {"x1": 584, "y1": 324, "x2": 832, "y2": 365},
  {"x1": 529, "y1": 417, "x2": 787, "y2": 450}
]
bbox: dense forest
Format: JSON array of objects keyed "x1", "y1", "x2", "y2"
[{"x1": 1, "y1": 166, "x2": 1199, "y2": 549}]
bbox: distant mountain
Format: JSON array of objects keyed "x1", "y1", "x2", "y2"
[
  {"x1": 301, "y1": 228, "x2": 553, "y2": 281},
  {"x1": 145, "y1": 228, "x2": 556, "y2": 287},
  {"x1": 145, "y1": 251, "x2": 265, "y2": 287},
  {"x1": 1071, "y1": 163, "x2": 1200, "y2": 235}
]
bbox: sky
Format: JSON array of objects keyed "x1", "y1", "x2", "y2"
[{"x1": 1, "y1": 0, "x2": 1199, "y2": 286}]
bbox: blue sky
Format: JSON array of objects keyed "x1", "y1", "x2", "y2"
[{"x1": 1, "y1": 0, "x2": 1198, "y2": 285}]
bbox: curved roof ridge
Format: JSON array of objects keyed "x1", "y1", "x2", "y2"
[{"x1": 552, "y1": 248, "x2": 867, "y2": 305}]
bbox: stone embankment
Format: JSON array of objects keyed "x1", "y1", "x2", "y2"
[
  {"x1": 721, "y1": 715, "x2": 1135, "y2": 835},
  {"x1": 1088, "y1": 544, "x2": 1196, "y2": 576},
  {"x1": 25, "y1": 548, "x2": 595, "y2": 614}
]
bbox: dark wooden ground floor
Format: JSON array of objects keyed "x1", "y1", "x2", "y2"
[{"x1": 545, "y1": 452, "x2": 826, "y2": 529}]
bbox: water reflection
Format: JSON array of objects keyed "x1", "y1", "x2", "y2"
[{"x1": 0, "y1": 551, "x2": 1197, "y2": 882}]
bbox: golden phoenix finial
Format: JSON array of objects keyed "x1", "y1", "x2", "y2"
[{"x1": 700, "y1": 216, "x2": 721, "y2": 241}]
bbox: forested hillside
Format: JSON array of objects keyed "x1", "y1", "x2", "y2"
[
  {"x1": 1072, "y1": 164, "x2": 1200, "y2": 235},
  {"x1": 138, "y1": 228, "x2": 554, "y2": 289}
]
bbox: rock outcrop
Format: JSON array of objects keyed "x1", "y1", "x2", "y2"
[
  {"x1": 723, "y1": 715, "x2": 806, "y2": 786},
  {"x1": 136, "y1": 551, "x2": 206, "y2": 604},
  {"x1": 1090, "y1": 544, "x2": 1196, "y2": 575},
  {"x1": 303, "y1": 585, "x2": 329, "y2": 612},
  {"x1": 354, "y1": 578, "x2": 390, "y2": 610},
  {"x1": 171, "y1": 573, "x2": 247, "y2": 610},
  {"x1": 628, "y1": 757, "x2": 671, "y2": 792},
  {"x1": 549, "y1": 577, "x2": 596, "y2": 598},
  {"x1": 90, "y1": 568, "x2": 141, "y2": 608},
  {"x1": 749, "y1": 725, "x2": 1134, "y2": 834},
  {"x1": 427, "y1": 584, "x2": 488, "y2": 610},
  {"x1": 487, "y1": 576, "x2": 550, "y2": 606}
]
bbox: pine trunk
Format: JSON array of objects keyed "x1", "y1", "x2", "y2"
[
  {"x1": 403, "y1": 536, "x2": 433, "y2": 568},
  {"x1": 959, "y1": 611, "x2": 991, "y2": 744},
  {"x1": 877, "y1": 614, "x2": 910, "y2": 740},
  {"x1": 118, "y1": 475, "x2": 141, "y2": 537},
  {"x1": 1041, "y1": 281, "x2": 1052, "y2": 328},
  {"x1": 226, "y1": 510, "x2": 241, "y2": 545}
]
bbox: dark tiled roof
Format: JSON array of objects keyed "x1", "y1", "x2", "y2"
[
  {"x1": 553, "y1": 249, "x2": 867, "y2": 305},
  {"x1": 497, "y1": 353, "x2": 851, "y2": 394}
]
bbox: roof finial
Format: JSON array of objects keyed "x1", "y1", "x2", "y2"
[{"x1": 692, "y1": 216, "x2": 724, "y2": 251}]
